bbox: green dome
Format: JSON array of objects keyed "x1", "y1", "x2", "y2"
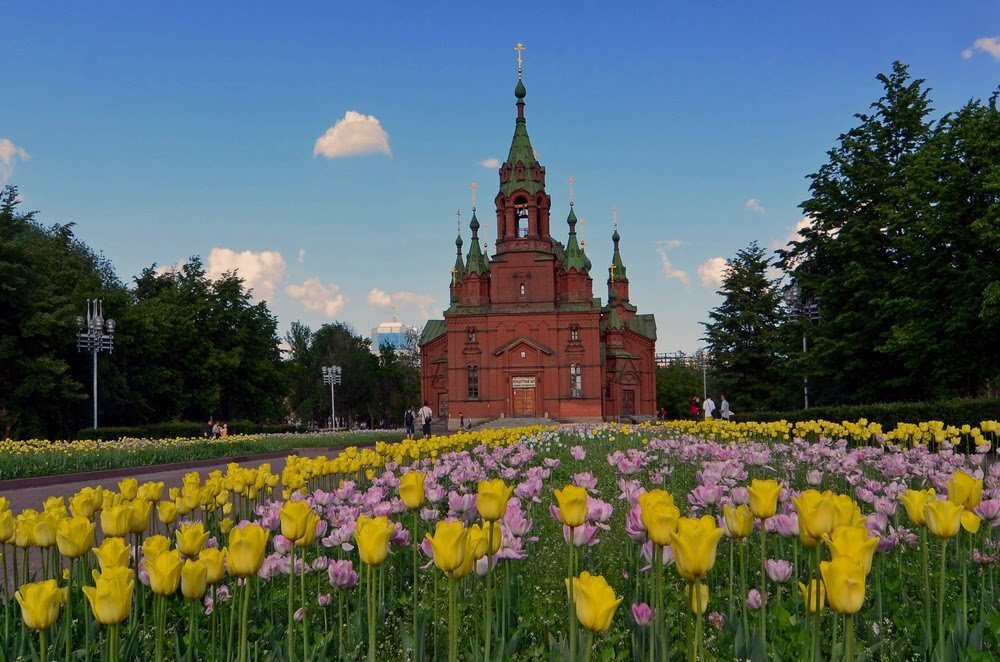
[{"x1": 515, "y1": 79, "x2": 526, "y2": 99}]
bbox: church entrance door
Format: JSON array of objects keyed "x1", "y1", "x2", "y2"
[
  {"x1": 622, "y1": 389, "x2": 636, "y2": 416},
  {"x1": 511, "y1": 376, "x2": 536, "y2": 417}
]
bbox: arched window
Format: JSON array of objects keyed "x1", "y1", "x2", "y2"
[
  {"x1": 570, "y1": 363, "x2": 582, "y2": 397},
  {"x1": 467, "y1": 365, "x2": 479, "y2": 399},
  {"x1": 516, "y1": 207, "x2": 529, "y2": 237},
  {"x1": 467, "y1": 327, "x2": 477, "y2": 343},
  {"x1": 570, "y1": 325, "x2": 580, "y2": 342},
  {"x1": 519, "y1": 283, "x2": 526, "y2": 297}
]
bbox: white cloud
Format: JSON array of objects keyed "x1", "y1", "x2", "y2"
[
  {"x1": 0, "y1": 138, "x2": 30, "y2": 186},
  {"x1": 297, "y1": 249, "x2": 305, "y2": 264},
  {"x1": 153, "y1": 260, "x2": 187, "y2": 276},
  {"x1": 313, "y1": 111, "x2": 391, "y2": 159},
  {"x1": 368, "y1": 287, "x2": 439, "y2": 319},
  {"x1": 697, "y1": 257, "x2": 728, "y2": 289},
  {"x1": 772, "y1": 216, "x2": 814, "y2": 250},
  {"x1": 962, "y1": 36, "x2": 1000, "y2": 60},
  {"x1": 744, "y1": 198, "x2": 766, "y2": 214},
  {"x1": 479, "y1": 157, "x2": 500, "y2": 168},
  {"x1": 655, "y1": 243, "x2": 690, "y2": 287},
  {"x1": 206, "y1": 248, "x2": 288, "y2": 301},
  {"x1": 285, "y1": 278, "x2": 347, "y2": 317}
]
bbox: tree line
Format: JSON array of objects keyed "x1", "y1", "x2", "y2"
[
  {"x1": 0, "y1": 186, "x2": 418, "y2": 440},
  {"x1": 695, "y1": 62, "x2": 1000, "y2": 414}
]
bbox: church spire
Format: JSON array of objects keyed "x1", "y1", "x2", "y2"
[
  {"x1": 453, "y1": 211, "x2": 465, "y2": 279},
  {"x1": 561, "y1": 181, "x2": 591, "y2": 273},
  {"x1": 500, "y1": 43, "x2": 544, "y2": 198},
  {"x1": 609, "y1": 207, "x2": 627, "y2": 282},
  {"x1": 465, "y1": 208, "x2": 490, "y2": 275}
]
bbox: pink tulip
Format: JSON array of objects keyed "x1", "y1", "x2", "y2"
[
  {"x1": 765, "y1": 559, "x2": 793, "y2": 583},
  {"x1": 746, "y1": 588, "x2": 763, "y2": 610},
  {"x1": 328, "y1": 560, "x2": 359, "y2": 589},
  {"x1": 570, "y1": 445, "x2": 587, "y2": 461},
  {"x1": 631, "y1": 602, "x2": 654, "y2": 626}
]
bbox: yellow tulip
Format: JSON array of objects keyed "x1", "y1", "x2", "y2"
[
  {"x1": 425, "y1": 520, "x2": 468, "y2": 574},
  {"x1": 219, "y1": 517, "x2": 234, "y2": 536},
  {"x1": 226, "y1": 524, "x2": 269, "y2": 578},
  {"x1": 199, "y1": 547, "x2": 226, "y2": 584},
  {"x1": 279, "y1": 500, "x2": 314, "y2": 544},
  {"x1": 175, "y1": 521, "x2": 210, "y2": 556},
  {"x1": 157, "y1": 501, "x2": 178, "y2": 524},
  {"x1": 830, "y1": 494, "x2": 865, "y2": 528},
  {"x1": 566, "y1": 572, "x2": 622, "y2": 633},
  {"x1": 93, "y1": 537, "x2": 131, "y2": 571},
  {"x1": 825, "y1": 525, "x2": 879, "y2": 574},
  {"x1": 82, "y1": 566, "x2": 134, "y2": 625},
  {"x1": 69, "y1": 492, "x2": 98, "y2": 519},
  {"x1": 747, "y1": 479, "x2": 781, "y2": 519},
  {"x1": 14, "y1": 517, "x2": 34, "y2": 548},
  {"x1": 31, "y1": 516, "x2": 58, "y2": 549},
  {"x1": 671, "y1": 516, "x2": 725, "y2": 581},
  {"x1": 145, "y1": 549, "x2": 182, "y2": 596},
  {"x1": 553, "y1": 485, "x2": 589, "y2": 528},
  {"x1": 399, "y1": 471, "x2": 426, "y2": 510},
  {"x1": 138, "y1": 481, "x2": 165, "y2": 502},
  {"x1": 15, "y1": 579, "x2": 66, "y2": 630},
  {"x1": 448, "y1": 535, "x2": 479, "y2": 580},
  {"x1": 793, "y1": 489, "x2": 835, "y2": 547},
  {"x1": 819, "y1": 557, "x2": 866, "y2": 614},
  {"x1": 799, "y1": 579, "x2": 826, "y2": 614},
  {"x1": 961, "y1": 510, "x2": 981, "y2": 534},
  {"x1": 467, "y1": 521, "x2": 501, "y2": 560},
  {"x1": 56, "y1": 516, "x2": 95, "y2": 559},
  {"x1": 141, "y1": 535, "x2": 171, "y2": 562},
  {"x1": 686, "y1": 582, "x2": 710, "y2": 615},
  {"x1": 181, "y1": 559, "x2": 208, "y2": 600},
  {"x1": 296, "y1": 510, "x2": 321, "y2": 547},
  {"x1": 126, "y1": 499, "x2": 152, "y2": 535},
  {"x1": 924, "y1": 500, "x2": 963, "y2": 539},
  {"x1": 353, "y1": 515, "x2": 394, "y2": 566},
  {"x1": 0, "y1": 510, "x2": 14, "y2": 543},
  {"x1": 477, "y1": 479, "x2": 513, "y2": 522},
  {"x1": 722, "y1": 503, "x2": 754, "y2": 539},
  {"x1": 118, "y1": 478, "x2": 139, "y2": 501},
  {"x1": 947, "y1": 471, "x2": 983, "y2": 510},
  {"x1": 100, "y1": 505, "x2": 130, "y2": 538},
  {"x1": 639, "y1": 490, "x2": 680, "y2": 546},
  {"x1": 900, "y1": 488, "x2": 935, "y2": 527}
]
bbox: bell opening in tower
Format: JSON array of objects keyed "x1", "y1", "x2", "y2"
[{"x1": 516, "y1": 205, "x2": 529, "y2": 237}]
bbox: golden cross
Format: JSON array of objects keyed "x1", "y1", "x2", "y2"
[
  {"x1": 580, "y1": 218, "x2": 587, "y2": 248},
  {"x1": 515, "y1": 43, "x2": 525, "y2": 78},
  {"x1": 456, "y1": 209, "x2": 461, "y2": 234},
  {"x1": 568, "y1": 176, "x2": 575, "y2": 206},
  {"x1": 470, "y1": 182, "x2": 478, "y2": 209},
  {"x1": 451, "y1": 268, "x2": 459, "y2": 285},
  {"x1": 613, "y1": 206, "x2": 619, "y2": 230},
  {"x1": 609, "y1": 263, "x2": 617, "y2": 279}
]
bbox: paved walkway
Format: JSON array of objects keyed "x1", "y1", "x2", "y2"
[{"x1": 1, "y1": 447, "x2": 336, "y2": 514}]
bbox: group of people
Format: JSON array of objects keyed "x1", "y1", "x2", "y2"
[
  {"x1": 688, "y1": 394, "x2": 733, "y2": 421},
  {"x1": 404, "y1": 402, "x2": 434, "y2": 439},
  {"x1": 202, "y1": 418, "x2": 229, "y2": 438}
]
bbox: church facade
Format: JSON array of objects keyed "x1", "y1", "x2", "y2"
[{"x1": 419, "y1": 71, "x2": 657, "y2": 428}]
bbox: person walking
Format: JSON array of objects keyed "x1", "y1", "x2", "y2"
[
  {"x1": 689, "y1": 396, "x2": 700, "y2": 421},
  {"x1": 404, "y1": 407, "x2": 415, "y2": 439},
  {"x1": 703, "y1": 395, "x2": 716, "y2": 420},
  {"x1": 418, "y1": 401, "x2": 433, "y2": 438},
  {"x1": 719, "y1": 395, "x2": 732, "y2": 421}
]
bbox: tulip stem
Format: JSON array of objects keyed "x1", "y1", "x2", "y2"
[
  {"x1": 937, "y1": 537, "x2": 947, "y2": 662},
  {"x1": 154, "y1": 594, "x2": 164, "y2": 662},
  {"x1": 584, "y1": 630, "x2": 594, "y2": 662},
  {"x1": 188, "y1": 599, "x2": 197, "y2": 662},
  {"x1": 300, "y1": 546, "x2": 309, "y2": 660},
  {"x1": 288, "y1": 544, "x2": 296, "y2": 662},
  {"x1": 844, "y1": 614, "x2": 855, "y2": 662},
  {"x1": 65, "y1": 558, "x2": 72, "y2": 662},
  {"x1": 485, "y1": 522, "x2": 494, "y2": 662},
  {"x1": 960, "y1": 530, "x2": 968, "y2": 627},
  {"x1": 367, "y1": 564, "x2": 377, "y2": 662},
  {"x1": 759, "y1": 528, "x2": 767, "y2": 653},
  {"x1": 447, "y1": 576, "x2": 457, "y2": 662},
  {"x1": 39, "y1": 627, "x2": 48, "y2": 662},
  {"x1": 238, "y1": 578, "x2": 252, "y2": 662},
  {"x1": 568, "y1": 533, "x2": 577, "y2": 662},
  {"x1": 412, "y1": 510, "x2": 419, "y2": 661},
  {"x1": 739, "y1": 540, "x2": 749, "y2": 655},
  {"x1": 920, "y1": 527, "x2": 932, "y2": 651},
  {"x1": 109, "y1": 623, "x2": 119, "y2": 662}
]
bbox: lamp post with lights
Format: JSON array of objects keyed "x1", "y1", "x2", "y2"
[
  {"x1": 76, "y1": 299, "x2": 115, "y2": 430},
  {"x1": 322, "y1": 365, "x2": 342, "y2": 430}
]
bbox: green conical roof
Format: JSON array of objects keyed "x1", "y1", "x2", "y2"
[
  {"x1": 500, "y1": 80, "x2": 545, "y2": 197},
  {"x1": 605, "y1": 306, "x2": 624, "y2": 331},
  {"x1": 453, "y1": 232, "x2": 465, "y2": 278},
  {"x1": 465, "y1": 209, "x2": 490, "y2": 276},
  {"x1": 562, "y1": 205, "x2": 591, "y2": 273},
  {"x1": 610, "y1": 227, "x2": 627, "y2": 282}
]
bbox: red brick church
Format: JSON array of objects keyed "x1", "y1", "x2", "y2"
[{"x1": 419, "y1": 64, "x2": 656, "y2": 428}]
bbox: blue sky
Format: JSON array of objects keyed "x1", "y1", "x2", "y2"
[{"x1": 2, "y1": 1, "x2": 998, "y2": 352}]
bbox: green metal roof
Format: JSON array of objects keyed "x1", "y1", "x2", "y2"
[
  {"x1": 465, "y1": 210, "x2": 490, "y2": 275},
  {"x1": 419, "y1": 319, "x2": 447, "y2": 346},
  {"x1": 500, "y1": 81, "x2": 545, "y2": 197},
  {"x1": 610, "y1": 228, "x2": 628, "y2": 282},
  {"x1": 626, "y1": 314, "x2": 657, "y2": 341},
  {"x1": 604, "y1": 306, "x2": 624, "y2": 331},
  {"x1": 562, "y1": 205, "x2": 591, "y2": 273}
]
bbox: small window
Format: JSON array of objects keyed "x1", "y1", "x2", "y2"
[
  {"x1": 570, "y1": 326, "x2": 579, "y2": 342},
  {"x1": 519, "y1": 283, "x2": 526, "y2": 297},
  {"x1": 467, "y1": 365, "x2": 479, "y2": 399},
  {"x1": 467, "y1": 328, "x2": 477, "y2": 343},
  {"x1": 570, "y1": 363, "x2": 582, "y2": 397}
]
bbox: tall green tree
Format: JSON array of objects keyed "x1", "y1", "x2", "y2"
[
  {"x1": 702, "y1": 242, "x2": 788, "y2": 411},
  {"x1": 778, "y1": 62, "x2": 936, "y2": 403}
]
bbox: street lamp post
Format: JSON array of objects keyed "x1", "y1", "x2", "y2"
[
  {"x1": 75, "y1": 299, "x2": 115, "y2": 430},
  {"x1": 695, "y1": 347, "x2": 709, "y2": 400},
  {"x1": 786, "y1": 285, "x2": 820, "y2": 409},
  {"x1": 322, "y1": 365, "x2": 342, "y2": 430}
]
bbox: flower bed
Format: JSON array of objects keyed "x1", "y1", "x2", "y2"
[{"x1": 0, "y1": 422, "x2": 997, "y2": 660}]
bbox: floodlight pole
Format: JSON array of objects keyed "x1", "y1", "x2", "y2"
[{"x1": 76, "y1": 299, "x2": 115, "y2": 430}]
